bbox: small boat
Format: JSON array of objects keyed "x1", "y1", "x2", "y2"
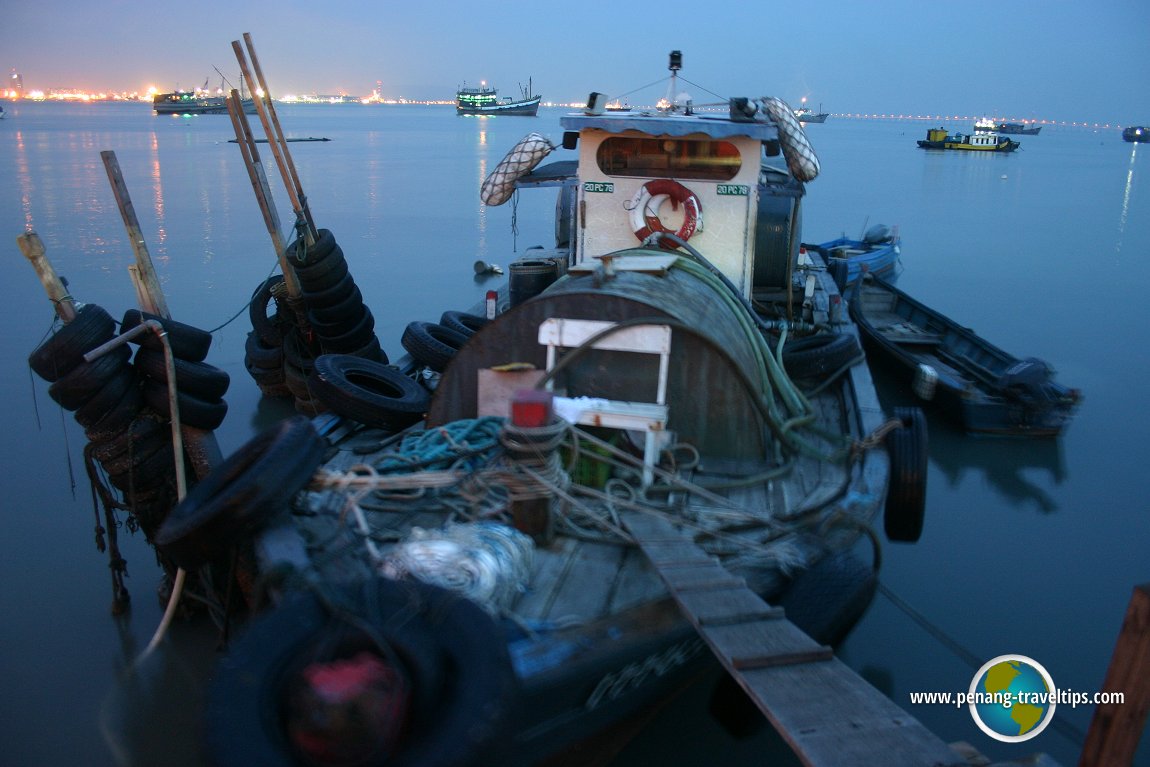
[
  {"x1": 1123, "y1": 126, "x2": 1149, "y2": 143},
  {"x1": 974, "y1": 118, "x2": 1041, "y2": 135},
  {"x1": 456, "y1": 79, "x2": 541, "y2": 116},
  {"x1": 794, "y1": 100, "x2": 828, "y2": 123},
  {"x1": 604, "y1": 99, "x2": 632, "y2": 112},
  {"x1": 850, "y1": 273, "x2": 1081, "y2": 437},
  {"x1": 805, "y1": 224, "x2": 901, "y2": 287},
  {"x1": 917, "y1": 126, "x2": 1019, "y2": 152}
]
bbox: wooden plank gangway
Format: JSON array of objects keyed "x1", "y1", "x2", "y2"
[{"x1": 622, "y1": 510, "x2": 969, "y2": 767}]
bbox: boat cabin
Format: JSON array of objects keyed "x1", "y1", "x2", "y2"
[{"x1": 519, "y1": 95, "x2": 807, "y2": 301}]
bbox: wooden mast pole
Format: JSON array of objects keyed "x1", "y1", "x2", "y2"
[
  {"x1": 232, "y1": 36, "x2": 316, "y2": 245},
  {"x1": 226, "y1": 89, "x2": 301, "y2": 299},
  {"x1": 242, "y1": 32, "x2": 317, "y2": 241},
  {"x1": 100, "y1": 151, "x2": 170, "y2": 318},
  {"x1": 17, "y1": 232, "x2": 77, "y2": 323}
]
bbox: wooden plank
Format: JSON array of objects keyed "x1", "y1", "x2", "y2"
[
  {"x1": 702, "y1": 618, "x2": 831, "y2": 669},
  {"x1": 621, "y1": 509, "x2": 968, "y2": 767},
  {"x1": 1080, "y1": 582, "x2": 1150, "y2": 767},
  {"x1": 738, "y1": 659, "x2": 967, "y2": 767},
  {"x1": 674, "y1": 588, "x2": 784, "y2": 627}
]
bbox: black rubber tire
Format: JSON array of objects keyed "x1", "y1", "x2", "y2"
[
  {"x1": 47, "y1": 344, "x2": 132, "y2": 411},
  {"x1": 318, "y1": 307, "x2": 377, "y2": 354},
  {"x1": 309, "y1": 354, "x2": 429, "y2": 431},
  {"x1": 301, "y1": 273, "x2": 357, "y2": 310},
  {"x1": 292, "y1": 247, "x2": 348, "y2": 292},
  {"x1": 89, "y1": 414, "x2": 166, "y2": 464},
  {"x1": 884, "y1": 406, "x2": 928, "y2": 543},
  {"x1": 205, "y1": 578, "x2": 518, "y2": 767},
  {"x1": 135, "y1": 348, "x2": 231, "y2": 401},
  {"x1": 249, "y1": 276, "x2": 288, "y2": 347},
  {"x1": 281, "y1": 328, "x2": 317, "y2": 374},
  {"x1": 120, "y1": 309, "x2": 213, "y2": 363},
  {"x1": 245, "y1": 356, "x2": 287, "y2": 387},
  {"x1": 108, "y1": 444, "x2": 176, "y2": 494},
  {"x1": 84, "y1": 385, "x2": 156, "y2": 443},
  {"x1": 343, "y1": 335, "x2": 388, "y2": 364},
  {"x1": 99, "y1": 425, "x2": 170, "y2": 477},
  {"x1": 308, "y1": 284, "x2": 364, "y2": 324},
  {"x1": 244, "y1": 331, "x2": 284, "y2": 371},
  {"x1": 143, "y1": 380, "x2": 229, "y2": 432},
  {"x1": 284, "y1": 227, "x2": 337, "y2": 268},
  {"x1": 154, "y1": 416, "x2": 325, "y2": 570},
  {"x1": 28, "y1": 304, "x2": 116, "y2": 382},
  {"x1": 777, "y1": 549, "x2": 878, "y2": 647},
  {"x1": 74, "y1": 367, "x2": 141, "y2": 429},
  {"x1": 282, "y1": 361, "x2": 314, "y2": 402},
  {"x1": 400, "y1": 321, "x2": 469, "y2": 373},
  {"x1": 781, "y1": 332, "x2": 861, "y2": 380},
  {"x1": 439, "y1": 310, "x2": 489, "y2": 338}
]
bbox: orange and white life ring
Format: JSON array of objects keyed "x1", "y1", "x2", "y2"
[{"x1": 628, "y1": 179, "x2": 703, "y2": 245}]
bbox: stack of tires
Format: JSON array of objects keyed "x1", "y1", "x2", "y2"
[
  {"x1": 27, "y1": 304, "x2": 175, "y2": 532},
  {"x1": 400, "y1": 310, "x2": 487, "y2": 374},
  {"x1": 124, "y1": 309, "x2": 230, "y2": 433},
  {"x1": 242, "y1": 229, "x2": 386, "y2": 416}
]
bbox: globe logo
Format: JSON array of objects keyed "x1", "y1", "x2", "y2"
[{"x1": 968, "y1": 654, "x2": 1056, "y2": 742}]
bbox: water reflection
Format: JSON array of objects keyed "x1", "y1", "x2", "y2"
[
  {"x1": 929, "y1": 422, "x2": 1067, "y2": 514},
  {"x1": 1116, "y1": 143, "x2": 1138, "y2": 257},
  {"x1": 869, "y1": 360, "x2": 1068, "y2": 514}
]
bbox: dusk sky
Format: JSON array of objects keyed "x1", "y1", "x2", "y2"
[{"x1": 4, "y1": 0, "x2": 1148, "y2": 124}]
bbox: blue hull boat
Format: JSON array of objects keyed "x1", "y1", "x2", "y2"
[{"x1": 805, "y1": 224, "x2": 901, "y2": 287}]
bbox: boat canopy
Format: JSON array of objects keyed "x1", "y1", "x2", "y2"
[{"x1": 561, "y1": 112, "x2": 780, "y2": 142}]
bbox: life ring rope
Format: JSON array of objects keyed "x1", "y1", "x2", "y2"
[{"x1": 628, "y1": 179, "x2": 703, "y2": 245}]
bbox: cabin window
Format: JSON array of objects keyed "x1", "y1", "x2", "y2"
[{"x1": 596, "y1": 137, "x2": 741, "y2": 181}]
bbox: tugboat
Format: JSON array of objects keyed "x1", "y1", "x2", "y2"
[{"x1": 917, "y1": 126, "x2": 1019, "y2": 152}]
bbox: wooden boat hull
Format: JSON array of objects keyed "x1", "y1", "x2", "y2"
[{"x1": 849, "y1": 275, "x2": 1080, "y2": 437}]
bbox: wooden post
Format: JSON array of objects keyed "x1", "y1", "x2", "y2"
[
  {"x1": 1079, "y1": 582, "x2": 1150, "y2": 767},
  {"x1": 101, "y1": 151, "x2": 170, "y2": 319},
  {"x1": 225, "y1": 89, "x2": 301, "y2": 299},
  {"x1": 17, "y1": 232, "x2": 77, "y2": 323},
  {"x1": 232, "y1": 37, "x2": 315, "y2": 245},
  {"x1": 242, "y1": 32, "x2": 317, "y2": 241}
]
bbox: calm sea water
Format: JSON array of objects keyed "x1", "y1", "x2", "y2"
[{"x1": 1, "y1": 101, "x2": 1146, "y2": 767}]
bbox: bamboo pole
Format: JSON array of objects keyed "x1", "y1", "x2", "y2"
[
  {"x1": 242, "y1": 32, "x2": 317, "y2": 241},
  {"x1": 1079, "y1": 582, "x2": 1150, "y2": 767},
  {"x1": 226, "y1": 89, "x2": 301, "y2": 298},
  {"x1": 101, "y1": 151, "x2": 170, "y2": 319},
  {"x1": 232, "y1": 38, "x2": 316, "y2": 245},
  {"x1": 17, "y1": 232, "x2": 77, "y2": 323}
]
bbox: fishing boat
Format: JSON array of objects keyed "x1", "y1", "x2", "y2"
[
  {"x1": 188, "y1": 52, "x2": 930, "y2": 764},
  {"x1": 804, "y1": 224, "x2": 901, "y2": 287},
  {"x1": 456, "y1": 79, "x2": 541, "y2": 116},
  {"x1": 1123, "y1": 126, "x2": 1149, "y2": 143},
  {"x1": 917, "y1": 126, "x2": 1019, "y2": 152},
  {"x1": 850, "y1": 273, "x2": 1080, "y2": 437},
  {"x1": 24, "y1": 45, "x2": 944, "y2": 767},
  {"x1": 794, "y1": 99, "x2": 828, "y2": 123},
  {"x1": 974, "y1": 118, "x2": 1041, "y2": 135},
  {"x1": 153, "y1": 80, "x2": 256, "y2": 115}
]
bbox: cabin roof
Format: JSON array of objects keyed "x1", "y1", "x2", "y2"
[{"x1": 560, "y1": 111, "x2": 779, "y2": 141}]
